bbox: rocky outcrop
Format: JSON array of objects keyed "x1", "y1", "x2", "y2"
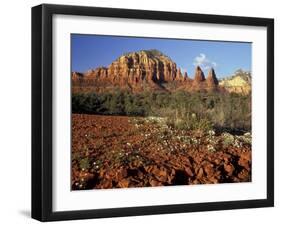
[
  {"x1": 90, "y1": 67, "x2": 108, "y2": 79},
  {"x1": 175, "y1": 68, "x2": 183, "y2": 81},
  {"x1": 188, "y1": 66, "x2": 220, "y2": 91},
  {"x1": 86, "y1": 49, "x2": 179, "y2": 86},
  {"x1": 71, "y1": 49, "x2": 244, "y2": 94},
  {"x1": 219, "y1": 70, "x2": 251, "y2": 94},
  {"x1": 183, "y1": 72, "x2": 188, "y2": 81},
  {"x1": 72, "y1": 72, "x2": 84, "y2": 81},
  {"x1": 206, "y1": 68, "x2": 219, "y2": 86},
  {"x1": 193, "y1": 66, "x2": 206, "y2": 84}
]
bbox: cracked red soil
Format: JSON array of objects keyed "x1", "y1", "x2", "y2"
[{"x1": 72, "y1": 114, "x2": 251, "y2": 190}]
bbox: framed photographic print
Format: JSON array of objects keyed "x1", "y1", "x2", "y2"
[{"x1": 32, "y1": 4, "x2": 274, "y2": 221}]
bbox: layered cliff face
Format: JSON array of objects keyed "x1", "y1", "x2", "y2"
[
  {"x1": 219, "y1": 70, "x2": 251, "y2": 94},
  {"x1": 72, "y1": 72, "x2": 84, "y2": 81},
  {"x1": 72, "y1": 49, "x2": 245, "y2": 94},
  {"x1": 86, "y1": 50, "x2": 179, "y2": 85}
]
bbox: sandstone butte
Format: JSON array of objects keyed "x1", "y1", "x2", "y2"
[{"x1": 72, "y1": 49, "x2": 250, "y2": 94}]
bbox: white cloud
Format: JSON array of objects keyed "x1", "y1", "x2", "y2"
[{"x1": 193, "y1": 53, "x2": 217, "y2": 71}]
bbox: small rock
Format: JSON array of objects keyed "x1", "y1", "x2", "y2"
[
  {"x1": 238, "y1": 157, "x2": 250, "y2": 171},
  {"x1": 224, "y1": 163, "x2": 235, "y2": 176},
  {"x1": 116, "y1": 168, "x2": 127, "y2": 180},
  {"x1": 185, "y1": 167, "x2": 194, "y2": 177},
  {"x1": 204, "y1": 164, "x2": 215, "y2": 177},
  {"x1": 118, "y1": 179, "x2": 130, "y2": 188},
  {"x1": 149, "y1": 179, "x2": 162, "y2": 187},
  {"x1": 197, "y1": 168, "x2": 204, "y2": 179},
  {"x1": 101, "y1": 179, "x2": 113, "y2": 189}
]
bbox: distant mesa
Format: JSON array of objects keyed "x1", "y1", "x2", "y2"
[
  {"x1": 219, "y1": 69, "x2": 251, "y2": 94},
  {"x1": 72, "y1": 49, "x2": 250, "y2": 94}
]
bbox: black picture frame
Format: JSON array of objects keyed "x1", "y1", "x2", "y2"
[{"x1": 32, "y1": 3, "x2": 274, "y2": 222}]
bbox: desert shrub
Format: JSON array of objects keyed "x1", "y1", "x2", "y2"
[
  {"x1": 108, "y1": 90, "x2": 125, "y2": 114},
  {"x1": 124, "y1": 93, "x2": 150, "y2": 116},
  {"x1": 166, "y1": 114, "x2": 213, "y2": 132},
  {"x1": 192, "y1": 117, "x2": 213, "y2": 132},
  {"x1": 72, "y1": 90, "x2": 251, "y2": 133},
  {"x1": 79, "y1": 157, "x2": 90, "y2": 170}
]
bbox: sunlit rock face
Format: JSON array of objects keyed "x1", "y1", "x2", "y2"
[
  {"x1": 219, "y1": 70, "x2": 251, "y2": 94},
  {"x1": 72, "y1": 49, "x2": 251, "y2": 94}
]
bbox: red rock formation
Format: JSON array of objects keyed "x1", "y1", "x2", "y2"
[
  {"x1": 206, "y1": 68, "x2": 219, "y2": 87},
  {"x1": 175, "y1": 68, "x2": 183, "y2": 81},
  {"x1": 183, "y1": 72, "x2": 188, "y2": 81},
  {"x1": 71, "y1": 72, "x2": 84, "y2": 81},
  {"x1": 193, "y1": 66, "x2": 205, "y2": 84},
  {"x1": 105, "y1": 50, "x2": 178, "y2": 86},
  {"x1": 72, "y1": 50, "x2": 222, "y2": 93}
]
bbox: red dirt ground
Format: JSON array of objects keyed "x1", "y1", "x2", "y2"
[{"x1": 71, "y1": 114, "x2": 251, "y2": 190}]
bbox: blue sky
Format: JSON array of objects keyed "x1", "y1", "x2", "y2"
[{"x1": 71, "y1": 34, "x2": 251, "y2": 78}]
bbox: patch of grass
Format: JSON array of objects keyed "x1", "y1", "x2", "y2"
[
  {"x1": 166, "y1": 114, "x2": 213, "y2": 133},
  {"x1": 79, "y1": 157, "x2": 90, "y2": 170},
  {"x1": 221, "y1": 133, "x2": 235, "y2": 148}
]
